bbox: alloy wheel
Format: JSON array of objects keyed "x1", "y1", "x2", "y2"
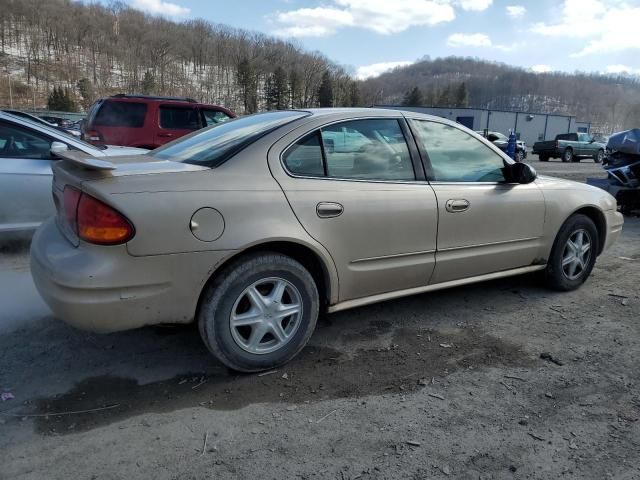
[
  {"x1": 229, "y1": 277, "x2": 303, "y2": 354},
  {"x1": 561, "y1": 229, "x2": 592, "y2": 280}
]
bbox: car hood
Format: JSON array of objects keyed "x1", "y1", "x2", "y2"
[
  {"x1": 535, "y1": 175, "x2": 617, "y2": 209},
  {"x1": 102, "y1": 145, "x2": 149, "y2": 156}
]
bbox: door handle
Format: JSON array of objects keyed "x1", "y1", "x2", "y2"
[
  {"x1": 316, "y1": 202, "x2": 344, "y2": 218},
  {"x1": 158, "y1": 133, "x2": 174, "y2": 138},
  {"x1": 445, "y1": 199, "x2": 470, "y2": 213}
]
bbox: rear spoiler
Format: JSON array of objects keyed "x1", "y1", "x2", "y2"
[{"x1": 54, "y1": 149, "x2": 116, "y2": 171}]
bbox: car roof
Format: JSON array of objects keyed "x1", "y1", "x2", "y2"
[{"x1": 102, "y1": 95, "x2": 233, "y2": 112}]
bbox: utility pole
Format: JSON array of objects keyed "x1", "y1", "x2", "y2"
[{"x1": 8, "y1": 73, "x2": 13, "y2": 108}]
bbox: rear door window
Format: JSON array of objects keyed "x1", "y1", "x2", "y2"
[
  {"x1": 320, "y1": 119, "x2": 415, "y2": 181},
  {"x1": 202, "y1": 109, "x2": 232, "y2": 127},
  {"x1": 94, "y1": 101, "x2": 147, "y2": 128},
  {"x1": 159, "y1": 106, "x2": 202, "y2": 130}
]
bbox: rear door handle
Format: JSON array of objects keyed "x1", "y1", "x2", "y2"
[
  {"x1": 317, "y1": 202, "x2": 344, "y2": 218},
  {"x1": 445, "y1": 199, "x2": 470, "y2": 213}
]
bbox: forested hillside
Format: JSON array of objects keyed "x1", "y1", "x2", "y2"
[
  {"x1": 360, "y1": 57, "x2": 640, "y2": 132},
  {"x1": 1, "y1": 1, "x2": 639, "y2": 132},
  {"x1": 0, "y1": 0, "x2": 359, "y2": 113}
]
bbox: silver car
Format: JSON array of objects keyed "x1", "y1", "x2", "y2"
[
  {"x1": 0, "y1": 111, "x2": 146, "y2": 234},
  {"x1": 31, "y1": 109, "x2": 624, "y2": 372}
]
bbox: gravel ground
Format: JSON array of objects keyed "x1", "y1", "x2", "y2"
[{"x1": 1, "y1": 159, "x2": 639, "y2": 480}]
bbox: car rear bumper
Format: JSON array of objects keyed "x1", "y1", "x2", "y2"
[{"x1": 30, "y1": 219, "x2": 234, "y2": 333}]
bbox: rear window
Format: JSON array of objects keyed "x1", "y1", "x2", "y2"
[
  {"x1": 159, "y1": 106, "x2": 201, "y2": 130},
  {"x1": 556, "y1": 133, "x2": 577, "y2": 141},
  {"x1": 151, "y1": 111, "x2": 309, "y2": 167},
  {"x1": 94, "y1": 101, "x2": 147, "y2": 128}
]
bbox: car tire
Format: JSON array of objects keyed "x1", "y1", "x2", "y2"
[
  {"x1": 539, "y1": 154, "x2": 549, "y2": 162},
  {"x1": 594, "y1": 149, "x2": 604, "y2": 163},
  {"x1": 198, "y1": 252, "x2": 319, "y2": 372},
  {"x1": 545, "y1": 214, "x2": 598, "y2": 291},
  {"x1": 515, "y1": 150, "x2": 524, "y2": 162},
  {"x1": 562, "y1": 148, "x2": 573, "y2": 163}
]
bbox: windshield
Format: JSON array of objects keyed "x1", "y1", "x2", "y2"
[{"x1": 151, "y1": 111, "x2": 309, "y2": 167}]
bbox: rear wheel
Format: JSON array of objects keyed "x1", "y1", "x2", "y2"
[
  {"x1": 198, "y1": 253, "x2": 319, "y2": 372},
  {"x1": 515, "y1": 149, "x2": 524, "y2": 162},
  {"x1": 545, "y1": 214, "x2": 598, "y2": 291},
  {"x1": 562, "y1": 148, "x2": 573, "y2": 163},
  {"x1": 539, "y1": 154, "x2": 549, "y2": 162},
  {"x1": 594, "y1": 149, "x2": 605, "y2": 163}
]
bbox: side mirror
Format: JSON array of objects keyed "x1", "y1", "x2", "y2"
[
  {"x1": 505, "y1": 162, "x2": 537, "y2": 184},
  {"x1": 50, "y1": 141, "x2": 68, "y2": 157}
]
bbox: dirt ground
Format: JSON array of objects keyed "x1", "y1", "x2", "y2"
[{"x1": 1, "y1": 158, "x2": 639, "y2": 480}]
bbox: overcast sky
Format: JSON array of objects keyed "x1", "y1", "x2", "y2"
[{"x1": 127, "y1": 0, "x2": 640, "y2": 79}]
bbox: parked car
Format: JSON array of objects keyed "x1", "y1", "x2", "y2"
[
  {"x1": 81, "y1": 94, "x2": 236, "y2": 149},
  {"x1": 476, "y1": 130, "x2": 527, "y2": 162},
  {"x1": 31, "y1": 109, "x2": 623, "y2": 372},
  {"x1": 0, "y1": 111, "x2": 147, "y2": 235},
  {"x1": 2, "y1": 109, "x2": 82, "y2": 137},
  {"x1": 533, "y1": 133, "x2": 606, "y2": 163}
]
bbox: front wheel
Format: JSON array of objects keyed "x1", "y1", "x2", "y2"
[
  {"x1": 198, "y1": 253, "x2": 319, "y2": 372},
  {"x1": 594, "y1": 149, "x2": 605, "y2": 163},
  {"x1": 545, "y1": 214, "x2": 598, "y2": 291},
  {"x1": 562, "y1": 148, "x2": 573, "y2": 163}
]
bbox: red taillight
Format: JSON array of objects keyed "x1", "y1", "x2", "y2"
[
  {"x1": 62, "y1": 186, "x2": 134, "y2": 245},
  {"x1": 83, "y1": 129, "x2": 104, "y2": 145}
]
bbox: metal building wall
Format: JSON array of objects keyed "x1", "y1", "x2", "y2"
[{"x1": 374, "y1": 105, "x2": 590, "y2": 146}]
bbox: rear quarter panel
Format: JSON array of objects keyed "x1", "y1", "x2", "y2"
[{"x1": 80, "y1": 139, "x2": 339, "y2": 302}]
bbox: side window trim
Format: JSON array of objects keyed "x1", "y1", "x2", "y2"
[
  {"x1": 408, "y1": 118, "x2": 508, "y2": 184},
  {"x1": 281, "y1": 117, "x2": 423, "y2": 183}
]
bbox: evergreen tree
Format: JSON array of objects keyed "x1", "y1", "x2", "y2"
[
  {"x1": 272, "y1": 66, "x2": 289, "y2": 110},
  {"x1": 77, "y1": 78, "x2": 95, "y2": 110},
  {"x1": 289, "y1": 69, "x2": 300, "y2": 108},
  {"x1": 348, "y1": 81, "x2": 361, "y2": 107},
  {"x1": 237, "y1": 57, "x2": 257, "y2": 113},
  {"x1": 317, "y1": 71, "x2": 333, "y2": 107},
  {"x1": 141, "y1": 70, "x2": 155, "y2": 95},
  {"x1": 47, "y1": 86, "x2": 76, "y2": 111},
  {"x1": 454, "y1": 82, "x2": 469, "y2": 107},
  {"x1": 401, "y1": 86, "x2": 424, "y2": 107},
  {"x1": 437, "y1": 86, "x2": 451, "y2": 107}
]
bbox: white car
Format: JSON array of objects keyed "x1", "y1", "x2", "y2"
[{"x1": 0, "y1": 111, "x2": 147, "y2": 234}]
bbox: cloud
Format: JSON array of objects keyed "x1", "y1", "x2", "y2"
[
  {"x1": 531, "y1": 0, "x2": 640, "y2": 56},
  {"x1": 506, "y1": 5, "x2": 526, "y2": 17},
  {"x1": 455, "y1": 0, "x2": 493, "y2": 11},
  {"x1": 531, "y1": 64, "x2": 552, "y2": 73},
  {"x1": 272, "y1": 0, "x2": 498, "y2": 38},
  {"x1": 131, "y1": 0, "x2": 190, "y2": 16},
  {"x1": 447, "y1": 33, "x2": 492, "y2": 47},
  {"x1": 273, "y1": 7, "x2": 352, "y2": 37},
  {"x1": 355, "y1": 61, "x2": 413, "y2": 79},
  {"x1": 606, "y1": 64, "x2": 640, "y2": 75}
]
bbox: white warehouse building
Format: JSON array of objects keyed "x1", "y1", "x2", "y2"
[{"x1": 376, "y1": 105, "x2": 592, "y2": 148}]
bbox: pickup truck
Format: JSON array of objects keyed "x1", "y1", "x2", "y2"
[{"x1": 533, "y1": 133, "x2": 606, "y2": 163}]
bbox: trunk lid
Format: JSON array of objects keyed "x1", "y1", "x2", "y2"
[{"x1": 51, "y1": 152, "x2": 209, "y2": 245}]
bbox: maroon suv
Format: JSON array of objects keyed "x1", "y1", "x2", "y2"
[{"x1": 82, "y1": 94, "x2": 236, "y2": 149}]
